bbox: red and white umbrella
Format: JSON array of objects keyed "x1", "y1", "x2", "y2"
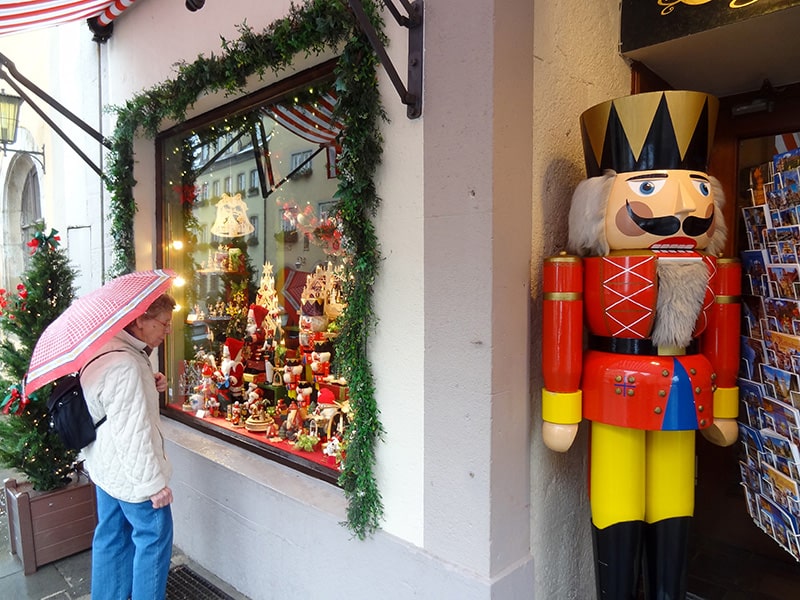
[{"x1": 25, "y1": 269, "x2": 176, "y2": 394}]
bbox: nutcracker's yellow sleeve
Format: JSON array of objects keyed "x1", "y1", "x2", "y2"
[
  {"x1": 542, "y1": 388, "x2": 582, "y2": 424},
  {"x1": 713, "y1": 386, "x2": 738, "y2": 420}
]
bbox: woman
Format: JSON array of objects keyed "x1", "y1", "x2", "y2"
[{"x1": 81, "y1": 293, "x2": 176, "y2": 600}]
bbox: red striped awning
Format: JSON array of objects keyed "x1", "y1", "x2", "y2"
[
  {"x1": 265, "y1": 92, "x2": 343, "y2": 146},
  {"x1": 0, "y1": 0, "x2": 138, "y2": 37},
  {"x1": 265, "y1": 91, "x2": 343, "y2": 179}
]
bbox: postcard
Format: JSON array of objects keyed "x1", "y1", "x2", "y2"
[
  {"x1": 760, "y1": 363, "x2": 800, "y2": 403},
  {"x1": 743, "y1": 486, "x2": 760, "y2": 522},
  {"x1": 740, "y1": 377, "x2": 766, "y2": 406},
  {"x1": 760, "y1": 397, "x2": 800, "y2": 443},
  {"x1": 779, "y1": 239, "x2": 799, "y2": 262},
  {"x1": 763, "y1": 297, "x2": 800, "y2": 334},
  {"x1": 764, "y1": 330, "x2": 800, "y2": 371},
  {"x1": 740, "y1": 460, "x2": 762, "y2": 491},
  {"x1": 762, "y1": 463, "x2": 800, "y2": 517},
  {"x1": 758, "y1": 493, "x2": 798, "y2": 556},
  {"x1": 783, "y1": 169, "x2": 800, "y2": 208},
  {"x1": 742, "y1": 205, "x2": 769, "y2": 249},
  {"x1": 769, "y1": 225, "x2": 800, "y2": 246},
  {"x1": 739, "y1": 422, "x2": 765, "y2": 461},
  {"x1": 741, "y1": 338, "x2": 764, "y2": 381},
  {"x1": 742, "y1": 295, "x2": 766, "y2": 339},
  {"x1": 774, "y1": 148, "x2": 800, "y2": 177},
  {"x1": 742, "y1": 249, "x2": 769, "y2": 295},
  {"x1": 749, "y1": 162, "x2": 772, "y2": 206},
  {"x1": 762, "y1": 317, "x2": 776, "y2": 338},
  {"x1": 767, "y1": 264, "x2": 800, "y2": 299},
  {"x1": 772, "y1": 453, "x2": 800, "y2": 481},
  {"x1": 762, "y1": 428, "x2": 800, "y2": 464},
  {"x1": 742, "y1": 398, "x2": 762, "y2": 429},
  {"x1": 767, "y1": 188, "x2": 788, "y2": 214}
]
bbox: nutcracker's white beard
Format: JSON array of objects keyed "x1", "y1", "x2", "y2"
[{"x1": 651, "y1": 260, "x2": 709, "y2": 349}]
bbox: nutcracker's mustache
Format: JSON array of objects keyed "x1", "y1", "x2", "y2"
[{"x1": 626, "y1": 201, "x2": 714, "y2": 237}]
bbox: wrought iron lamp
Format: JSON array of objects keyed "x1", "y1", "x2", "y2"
[{"x1": 0, "y1": 89, "x2": 45, "y2": 171}]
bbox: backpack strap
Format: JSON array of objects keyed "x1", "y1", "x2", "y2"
[{"x1": 80, "y1": 349, "x2": 125, "y2": 429}]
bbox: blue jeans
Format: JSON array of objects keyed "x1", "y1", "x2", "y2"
[{"x1": 92, "y1": 484, "x2": 173, "y2": 600}]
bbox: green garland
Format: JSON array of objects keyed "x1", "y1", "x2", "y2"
[{"x1": 104, "y1": 0, "x2": 385, "y2": 539}]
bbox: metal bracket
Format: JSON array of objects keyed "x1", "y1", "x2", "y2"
[
  {"x1": 0, "y1": 52, "x2": 111, "y2": 178},
  {"x1": 349, "y1": 0, "x2": 424, "y2": 119},
  {"x1": 2, "y1": 144, "x2": 46, "y2": 173}
]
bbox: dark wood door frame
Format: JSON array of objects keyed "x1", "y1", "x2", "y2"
[{"x1": 711, "y1": 83, "x2": 800, "y2": 256}]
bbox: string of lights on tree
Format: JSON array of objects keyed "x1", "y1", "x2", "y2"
[{"x1": 0, "y1": 224, "x2": 80, "y2": 491}]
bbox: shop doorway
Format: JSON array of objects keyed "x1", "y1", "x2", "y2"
[{"x1": 687, "y1": 83, "x2": 800, "y2": 598}]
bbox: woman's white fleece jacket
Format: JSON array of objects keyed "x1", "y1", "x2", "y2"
[{"x1": 81, "y1": 329, "x2": 172, "y2": 503}]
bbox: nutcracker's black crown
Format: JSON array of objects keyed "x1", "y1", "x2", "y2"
[{"x1": 580, "y1": 90, "x2": 719, "y2": 178}]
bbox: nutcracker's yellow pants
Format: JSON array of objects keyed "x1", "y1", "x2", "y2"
[{"x1": 590, "y1": 422, "x2": 695, "y2": 529}]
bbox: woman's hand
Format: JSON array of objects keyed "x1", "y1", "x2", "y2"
[
  {"x1": 154, "y1": 372, "x2": 168, "y2": 393},
  {"x1": 150, "y1": 486, "x2": 173, "y2": 509}
]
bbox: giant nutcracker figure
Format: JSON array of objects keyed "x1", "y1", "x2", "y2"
[{"x1": 542, "y1": 91, "x2": 741, "y2": 599}]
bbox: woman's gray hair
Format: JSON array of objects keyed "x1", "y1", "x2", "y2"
[
  {"x1": 566, "y1": 170, "x2": 728, "y2": 257},
  {"x1": 144, "y1": 293, "x2": 177, "y2": 318}
]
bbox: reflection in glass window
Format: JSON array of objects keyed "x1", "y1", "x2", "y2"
[
  {"x1": 290, "y1": 150, "x2": 314, "y2": 177},
  {"x1": 249, "y1": 169, "x2": 259, "y2": 195},
  {"x1": 159, "y1": 80, "x2": 349, "y2": 481}
]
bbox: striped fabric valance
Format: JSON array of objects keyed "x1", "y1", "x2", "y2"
[{"x1": 0, "y1": 0, "x2": 137, "y2": 37}]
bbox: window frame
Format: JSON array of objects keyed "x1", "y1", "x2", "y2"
[{"x1": 154, "y1": 59, "x2": 342, "y2": 485}]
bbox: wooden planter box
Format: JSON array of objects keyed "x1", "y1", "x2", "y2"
[{"x1": 3, "y1": 469, "x2": 97, "y2": 575}]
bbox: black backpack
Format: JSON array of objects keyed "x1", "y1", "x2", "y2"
[{"x1": 46, "y1": 350, "x2": 122, "y2": 450}]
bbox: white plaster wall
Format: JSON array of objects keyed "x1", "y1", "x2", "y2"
[
  {"x1": 101, "y1": 0, "x2": 309, "y2": 101},
  {"x1": 165, "y1": 419, "x2": 506, "y2": 600},
  {"x1": 0, "y1": 23, "x2": 106, "y2": 293},
  {"x1": 530, "y1": 1, "x2": 631, "y2": 598},
  {"x1": 370, "y1": 16, "x2": 425, "y2": 544},
  {"x1": 421, "y1": 0, "x2": 533, "y2": 586}
]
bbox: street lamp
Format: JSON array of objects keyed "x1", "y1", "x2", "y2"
[{"x1": 0, "y1": 89, "x2": 45, "y2": 171}]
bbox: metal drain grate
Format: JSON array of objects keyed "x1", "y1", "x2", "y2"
[{"x1": 166, "y1": 564, "x2": 235, "y2": 600}]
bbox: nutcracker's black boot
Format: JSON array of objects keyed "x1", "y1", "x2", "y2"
[
  {"x1": 642, "y1": 516, "x2": 691, "y2": 600},
  {"x1": 592, "y1": 520, "x2": 644, "y2": 600}
]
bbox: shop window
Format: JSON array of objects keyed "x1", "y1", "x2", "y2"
[
  {"x1": 290, "y1": 150, "x2": 314, "y2": 177},
  {"x1": 249, "y1": 169, "x2": 259, "y2": 196},
  {"x1": 158, "y1": 72, "x2": 346, "y2": 482}
]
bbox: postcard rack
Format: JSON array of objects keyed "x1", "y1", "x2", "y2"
[{"x1": 738, "y1": 145, "x2": 800, "y2": 561}]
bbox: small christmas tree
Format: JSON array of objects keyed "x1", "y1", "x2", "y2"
[{"x1": 0, "y1": 223, "x2": 79, "y2": 490}]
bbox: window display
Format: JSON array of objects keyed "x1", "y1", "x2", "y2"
[{"x1": 158, "y1": 72, "x2": 348, "y2": 482}]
